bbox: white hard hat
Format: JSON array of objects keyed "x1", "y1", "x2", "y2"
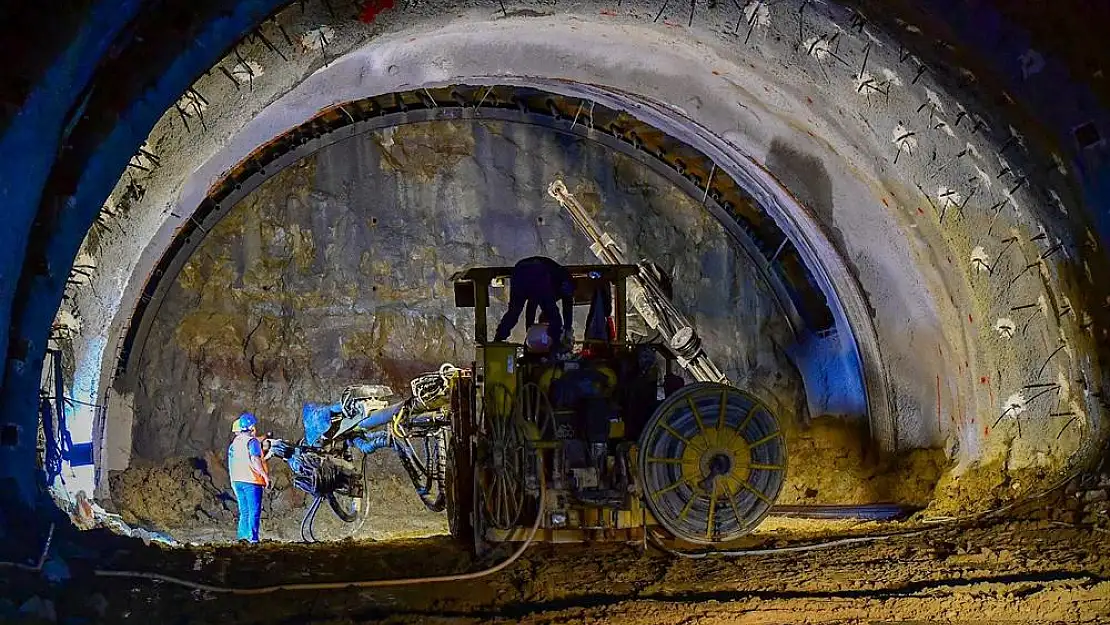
[
  {"x1": 525, "y1": 324, "x2": 552, "y2": 353},
  {"x1": 232, "y1": 412, "x2": 257, "y2": 432}
]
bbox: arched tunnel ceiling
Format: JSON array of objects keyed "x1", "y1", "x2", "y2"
[
  {"x1": 1, "y1": 0, "x2": 1109, "y2": 515},
  {"x1": 119, "y1": 86, "x2": 878, "y2": 457}
]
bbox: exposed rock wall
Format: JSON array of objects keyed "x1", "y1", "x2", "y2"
[
  {"x1": 112, "y1": 119, "x2": 943, "y2": 539},
  {"x1": 126, "y1": 120, "x2": 805, "y2": 460}
]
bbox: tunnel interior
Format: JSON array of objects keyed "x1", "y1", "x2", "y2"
[
  {"x1": 25, "y1": 0, "x2": 1110, "y2": 546},
  {"x1": 2, "y1": 0, "x2": 1110, "y2": 621},
  {"x1": 101, "y1": 92, "x2": 946, "y2": 543}
]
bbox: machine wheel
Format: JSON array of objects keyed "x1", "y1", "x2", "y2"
[
  {"x1": 328, "y1": 493, "x2": 359, "y2": 522},
  {"x1": 473, "y1": 382, "x2": 526, "y2": 552},
  {"x1": 515, "y1": 382, "x2": 554, "y2": 440},
  {"x1": 333, "y1": 452, "x2": 375, "y2": 536},
  {"x1": 446, "y1": 373, "x2": 475, "y2": 542},
  {"x1": 638, "y1": 382, "x2": 787, "y2": 545},
  {"x1": 301, "y1": 451, "x2": 371, "y2": 542},
  {"x1": 445, "y1": 439, "x2": 467, "y2": 540}
]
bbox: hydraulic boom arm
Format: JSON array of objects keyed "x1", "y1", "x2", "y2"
[{"x1": 547, "y1": 180, "x2": 727, "y2": 384}]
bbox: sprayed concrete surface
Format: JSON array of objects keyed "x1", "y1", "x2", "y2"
[{"x1": 48, "y1": 1, "x2": 1103, "y2": 516}]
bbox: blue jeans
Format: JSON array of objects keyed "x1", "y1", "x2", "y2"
[{"x1": 232, "y1": 481, "x2": 263, "y2": 542}]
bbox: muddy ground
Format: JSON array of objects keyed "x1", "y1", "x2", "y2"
[
  {"x1": 106, "y1": 417, "x2": 947, "y2": 546},
  {"x1": 4, "y1": 480, "x2": 1110, "y2": 624},
  {"x1": 108, "y1": 450, "x2": 447, "y2": 544}
]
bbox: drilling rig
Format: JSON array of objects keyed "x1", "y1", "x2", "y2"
[
  {"x1": 269, "y1": 368, "x2": 464, "y2": 542},
  {"x1": 269, "y1": 185, "x2": 789, "y2": 549}
]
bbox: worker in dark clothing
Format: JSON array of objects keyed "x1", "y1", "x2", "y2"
[{"x1": 494, "y1": 256, "x2": 575, "y2": 351}]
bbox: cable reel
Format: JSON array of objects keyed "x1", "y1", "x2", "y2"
[{"x1": 638, "y1": 382, "x2": 787, "y2": 544}]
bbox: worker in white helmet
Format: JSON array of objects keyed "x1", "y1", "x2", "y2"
[{"x1": 227, "y1": 412, "x2": 270, "y2": 543}]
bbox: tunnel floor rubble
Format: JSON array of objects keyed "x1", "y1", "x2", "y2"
[
  {"x1": 3, "y1": 486, "x2": 1110, "y2": 625},
  {"x1": 105, "y1": 452, "x2": 448, "y2": 544}
]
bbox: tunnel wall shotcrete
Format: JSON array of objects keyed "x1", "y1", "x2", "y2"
[
  {"x1": 75, "y1": 2, "x2": 1100, "y2": 504},
  {"x1": 2, "y1": 0, "x2": 1109, "y2": 532}
]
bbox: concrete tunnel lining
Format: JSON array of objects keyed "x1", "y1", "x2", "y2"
[{"x1": 23, "y1": 0, "x2": 1106, "y2": 510}]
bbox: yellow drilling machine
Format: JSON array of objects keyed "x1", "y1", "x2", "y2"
[
  {"x1": 272, "y1": 181, "x2": 787, "y2": 551},
  {"x1": 444, "y1": 262, "x2": 787, "y2": 553}
]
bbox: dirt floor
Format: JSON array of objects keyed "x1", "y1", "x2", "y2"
[
  {"x1": 106, "y1": 418, "x2": 948, "y2": 546},
  {"x1": 4, "y1": 479, "x2": 1110, "y2": 624},
  {"x1": 108, "y1": 450, "x2": 448, "y2": 544}
]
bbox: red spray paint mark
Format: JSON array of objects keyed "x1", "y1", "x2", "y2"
[
  {"x1": 917, "y1": 207, "x2": 925, "y2": 214},
  {"x1": 984, "y1": 425, "x2": 991, "y2": 436},
  {"x1": 968, "y1": 314, "x2": 973, "y2": 323},
  {"x1": 600, "y1": 8, "x2": 618, "y2": 16},
  {"x1": 806, "y1": 96, "x2": 814, "y2": 104},
  {"x1": 936, "y1": 375, "x2": 943, "y2": 433},
  {"x1": 956, "y1": 385, "x2": 964, "y2": 428},
  {"x1": 980, "y1": 376, "x2": 988, "y2": 384},
  {"x1": 359, "y1": 0, "x2": 395, "y2": 24}
]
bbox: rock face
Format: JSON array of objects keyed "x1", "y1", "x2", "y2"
[
  {"x1": 126, "y1": 120, "x2": 804, "y2": 459},
  {"x1": 108, "y1": 448, "x2": 448, "y2": 543},
  {"x1": 111, "y1": 119, "x2": 932, "y2": 539}
]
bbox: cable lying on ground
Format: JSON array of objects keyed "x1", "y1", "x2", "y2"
[
  {"x1": 0, "y1": 524, "x2": 54, "y2": 572},
  {"x1": 91, "y1": 467, "x2": 1093, "y2": 585},
  {"x1": 656, "y1": 469, "x2": 1086, "y2": 559},
  {"x1": 93, "y1": 456, "x2": 546, "y2": 595}
]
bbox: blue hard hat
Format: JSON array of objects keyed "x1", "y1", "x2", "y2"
[{"x1": 233, "y1": 412, "x2": 257, "y2": 432}]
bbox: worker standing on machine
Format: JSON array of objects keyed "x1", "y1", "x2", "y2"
[
  {"x1": 494, "y1": 256, "x2": 575, "y2": 355},
  {"x1": 228, "y1": 412, "x2": 271, "y2": 543}
]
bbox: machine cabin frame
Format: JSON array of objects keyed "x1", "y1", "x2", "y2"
[{"x1": 450, "y1": 264, "x2": 640, "y2": 345}]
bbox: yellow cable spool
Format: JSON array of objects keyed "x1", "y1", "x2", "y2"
[{"x1": 594, "y1": 364, "x2": 617, "y2": 391}]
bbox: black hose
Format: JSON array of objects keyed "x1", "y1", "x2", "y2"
[
  {"x1": 300, "y1": 496, "x2": 324, "y2": 543},
  {"x1": 395, "y1": 442, "x2": 447, "y2": 512},
  {"x1": 327, "y1": 493, "x2": 358, "y2": 523}
]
